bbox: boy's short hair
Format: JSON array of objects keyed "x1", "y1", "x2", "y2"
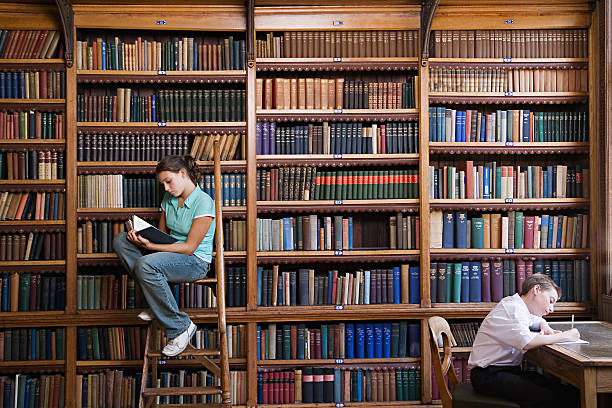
[{"x1": 520, "y1": 273, "x2": 561, "y2": 298}]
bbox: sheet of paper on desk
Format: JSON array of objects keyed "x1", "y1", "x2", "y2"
[{"x1": 555, "y1": 339, "x2": 589, "y2": 345}]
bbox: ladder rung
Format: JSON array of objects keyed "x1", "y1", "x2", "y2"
[
  {"x1": 147, "y1": 349, "x2": 221, "y2": 358},
  {"x1": 142, "y1": 386, "x2": 222, "y2": 397},
  {"x1": 195, "y1": 277, "x2": 217, "y2": 284}
]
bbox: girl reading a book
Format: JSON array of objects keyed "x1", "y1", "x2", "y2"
[{"x1": 113, "y1": 154, "x2": 214, "y2": 357}]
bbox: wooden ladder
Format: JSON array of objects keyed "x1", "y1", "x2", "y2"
[{"x1": 139, "y1": 140, "x2": 231, "y2": 408}]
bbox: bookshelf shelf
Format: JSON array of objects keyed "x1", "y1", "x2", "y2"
[
  {"x1": 74, "y1": 308, "x2": 249, "y2": 325},
  {"x1": 429, "y1": 58, "x2": 587, "y2": 69},
  {"x1": 428, "y1": 92, "x2": 588, "y2": 105},
  {"x1": 0, "y1": 311, "x2": 66, "y2": 328},
  {"x1": 252, "y1": 304, "x2": 422, "y2": 323},
  {"x1": 76, "y1": 251, "x2": 247, "y2": 265},
  {"x1": 0, "y1": 360, "x2": 65, "y2": 372},
  {"x1": 256, "y1": 250, "x2": 420, "y2": 264},
  {"x1": 77, "y1": 160, "x2": 247, "y2": 174},
  {"x1": 0, "y1": 58, "x2": 65, "y2": 65},
  {"x1": 256, "y1": 57, "x2": 419, "y2": 72},
  {"x1": 258, "y1": 357, "x2": 420, "y2": 366},
  {"x1": 257, "y1": 154, "x2": 419, "y2": 168},
  {"x1": 429, "y1": 142, "x2": 589, "y2": 155},
  {"x1": 0, "y1": 99, "x2": 66, "y2": 110},
  {"x1": 429, "y1": 248, "x2": 590, "y2": 261},
  {"x1": 0, "y1": 139, "x2": 66, "y2": 147},
  {"x1": 256, "y1": 109, "x2": 419, "y2": 123},
  {"x1": 75, "y1": 358, "x2": 247, "y2": 369},
  {"x1": 429, "y1": 198, "x2": 588, "y2": 211},
  {"x1": 256, "y1": 401, "x2": 423, "y2": 407},
  {"x1": 76, "y1": 122, "x2": 247, "y2": 134},
  {"x1": 0, "y1": 220, "x2": 65, "y2": 232},
  {"x1": 0, "y1": 180, "x2": 65, "y2": 188},
  {"x1": 429, "y1": 302, "x2": 592, "y2": 318},
  {"x1": 76, "y1": 207, "x2": 244, "y2": 219},
  {"x1": 76, "y1": 69, "x2": 246, "y2": 84},
  {"x1": 257, "y1": 199, "x2": 419, "y2": 213}
]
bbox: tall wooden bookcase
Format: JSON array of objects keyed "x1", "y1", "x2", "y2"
[{"x1": 0, "y1": 1, "x2": 606, "y2": 407}]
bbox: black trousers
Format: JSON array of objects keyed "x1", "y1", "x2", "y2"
[{"x1": 470, "y1": 365, "x2": 579, "y2": 408}]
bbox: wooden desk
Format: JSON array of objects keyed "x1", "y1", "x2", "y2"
[{"x1": 525, "y1": 321, "x2": 612, "y2": 408}]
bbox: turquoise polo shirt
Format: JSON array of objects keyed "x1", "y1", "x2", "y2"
[{"x1": 160, "y1": 188, "x2": 215, "y2": 262}]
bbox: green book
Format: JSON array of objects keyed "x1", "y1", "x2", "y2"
[
  {"x1": 211, "y1": 90, "x2": 219, "y2": 122},
  {"x1": 390, "y1": 322, "x2": 400, "y2": 358},
  {"x1": 85, "y1": 327, "x2": 93, "y2": 360},
  {"x1": 18, "y1": 274, "x2": 30, "y2": 312},
  {"x1": 223, "y1": 89, "x2": 230, "y2": 122},
  {"x1": 87, "y1": 275, "x2": 95, "y2": 310},
  {"x1": 408, "y1": 368, "x2": 416, "y2": 400},
  {"x1": 92, "y1": 327, "x2": 101, "y2": 360},
  {"x1": 471, "y1": 217, "x2": 484, "y2": 249},
  {"x1": 203, "y1": 89, "x2": 211, "y2": 122},
  {"x1": 452, "y1": 262, "x2": 462, "y2": 303},
  {"x1": 396, "y1": 370, "x2": 404, "y2": 400},
  {"x1": 93, "y1": 275, "x2": 101, "y2": 310},
  {"x1": 514, "y1": 211, "x2": 524, "y2": 249},
  {"x1": 415, "y1": 368, "x2": 422, "y2": 400},
  {"x1": 16, "y1": 374, "x2": 27, "y2": 408},
  {"x1": 178, "y1": 89, "x2": 185, "y2": 122}
]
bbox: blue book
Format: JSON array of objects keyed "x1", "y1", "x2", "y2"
[
  {"x1": 374, "y1": 323, "x2": 383, "y2": 358},
  {"x1": 547, "y1": 166, "x2": 554, "y2": 198},
  {"x1": 327, "y1": 271, "x2": 334, "y2": 304},
  {"x1": 256, "y1": 326, "x2": 261, "y2": 360},
  {"x1": 262, "y1": 121, "x2": 270, "y2": 155},
  {"x1": 345, "y1": 323, "x2": 354, "y2": 359},
  {"x1": 317, "y1": 218, "x2": 321, "y2": 250},
  {"x1": 393, "y1": 266, "x2": 401, "y2": 304},
  {"x1": 409, "y1": 266, "x2": 420, "y2": 304},
  {"x1": 480, "y1": 115, "x2": 486, "y2": 142},
  {"x1": 297, "y1": 324, "x2": 305, "y2": 359},
  {"x1": 269, "y1": 122, "x2": 277, "y2": 155},
  {"x1": 150, "y1": 94, "x2": 156, "y2": 122},
  {"x1": 522, "y1": 110, "x2": 531, "y2": 141},
  {"x1": 461, "y1": 262, "x2": 470, "y2": 303},
  {"x1": 365, "y1": 324, "x2": 375, "y2": 358},
  {"x1": 551, "y1": 261, "x2": 560, "y2": 288},
  {"x1": 547, "y1": 215, "x2": 554, "y2": 248},
  {"x1": 460, "y1": 111, "x2": 467, "y2": 142},
  {"x1": 364, "y1": 270, "x2": 371, "y2": 305},
  {"x1": 429, "y1": 107, "x2": 436, "y2": 142},
  {"x1": 282, "y1": 218, "x2": 293, "y2": 250},
  {"x1": 442, "y1": 211, "x2": 455, "y2": 248},
  {"x1": 334, "y1": 369, "x2": 342, "y2": 402},
  {"x1": 0, "y1": 72, "x2": 5, "y2": 98},
  {"x1": 355, "y1": 324, "x2": 365, "y2": 358},
  {"x1": 321, "y1": 325, "x2": 328, "y2": 359},
  {"x1": 355, "y1": 370, "x2": 363, "y2": 402},
  {"x1": 348, "y1": 217, "x2": 354, "y2": 249},
  {"x1": 483, "y1": 166, "x2": 491, "y2": 198},
  {"x1": 256, "y1": 122, "x2": 262, "y2": 154},
  {"x1": 101, "y1": 42, "x2": 107, "y2": 69},
  {"x1": 556, "y1": 216, "x2": 564, "y2": 248},
  {"x1": 408, "y1": 323, "x2": 420, "y2": 357},
  {"x1": 257, "y1": 372, "x2": 263, "y2": 403},
  {"x1": 469, "y1": 262, "x2": 482, "y2": 302},
  {"x1": 437, "y1": 107, "x2": 446, "y2": 142},
  {"x1": 1, "y1": 274, "x2": 8, "y2": 311},
  {"x1": 559, "y1": 262, "x2": 567, "y2": 302},
  {"x1": 455, "y1": 211, "x2": 468, "y2": 248},
  {"x1": 383, "y1": 323, "x2": 392, "y2": 358},
  {"x1": 398, "y1": 321, "x2": 408, "y2": 357}
]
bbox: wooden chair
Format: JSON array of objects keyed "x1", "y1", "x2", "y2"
[
  {"x1": 428, "y1": 316, "x2": 519, "y2": 408},
  {"x1": 139, "y1": 140, "x2": 231, "y2": 408}
]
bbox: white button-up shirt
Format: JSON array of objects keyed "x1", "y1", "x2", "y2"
[{"x1": 468, "y1": 293, "x2": 545, "y2": 368}]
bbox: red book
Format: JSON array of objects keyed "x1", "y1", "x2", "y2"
[
  {"x1": 273, "y1": 371, "x2": 281, "y2": 404},
  {"x1": 525, "y1": 259, "x2": 534, "y2": 279},
  {"x1": 179, "y1": 282, "x2": 185, "y2": 308},
  {"x1": 39, "y1": 70, "x2": 48, "y2": 99},
  {"x1": 289, "y1": 371, "x2": 295, "y2": 403},
  {"x1": 523, "y1": 216, "x2": 535, "y2": 248},
  {"x1": 283, "y1": 371, "x2": 290, "y2": 404},
  {"x1": 29, "y1": 274, "x2": 38, "y2": 310},
  {"x1": 330, "y1": 270, "x2": 338, "y2": 304},
  {"x1": 290, "y1": 325, "x2": 297, "y2": 360},
  {"x1": 314, "y1": 329, "x2": 321, "y2": 359},
  {"x1": 380, "y1": 124, "x2": 386, "y2": 154},
  {"x1": 262, "y1": 371, "x2": 270, "y2": 404},
  {"x1": 112, "y1": 279, "x2": 119, "y2": 309}
]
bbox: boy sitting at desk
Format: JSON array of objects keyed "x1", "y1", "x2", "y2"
[{"x1": 468, "y1": 273, "x2": 580, "y2": 408}]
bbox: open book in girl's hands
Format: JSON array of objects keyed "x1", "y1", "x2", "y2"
[{"x1": 129, "y1": 215, "x2": 178, "y2": 244}]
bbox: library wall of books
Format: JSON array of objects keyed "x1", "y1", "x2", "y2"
[{"x1": 0, "y1": 1, "x2": 606, "y2": 407}]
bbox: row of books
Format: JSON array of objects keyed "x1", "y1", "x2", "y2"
[
  {"x1": 0, "y1": 30, "x2": 63, "y2": 59},
  {"x1": 431, "y1": 356, "x2": 471, "y2": 400},
  {"x1": 0, "y1": 231, "x2": 65, "y2": 261},
  {"x1": 0, "y1": 71, "x2": 65, "y2": 99},
  {"x1": 256, "y1": 265, "x2": 421, "y2": 307},
  {"x1": 201, "y1": 173, "x2": 246, "y2": 207},
  {"x1": 257, "y1": 367, "x2": 421, "y2": 404},
  {"x1": 76, "y1": 35, "x2": 246, "y2": 71},
  {"x1": 77, "y1": 326, "x2": 146, "y2": 361},
  {"x1": 256, "y1": 321, "x2": 420, "y2": 360},
  {"x1": 0, "y1": 374, "x2": 64, "y2": 408},
  {"x1": 0, "y1": 327, "x2": 64, "y2": 361},
  {"x1": 0, "y1": 150, "x2": 65, "y2": 180},
  {"x1": 314, "y1": 169, "x2": 419, "y2": 200},
  {"x1": 0, "y1": 111, "x2": 64, "y2": 140},
  {"x1": 429, "y1": 68, "x2": 588, "y2": 93},
  {"x1": 428, "y1": 108, "x2": 588, "y2": 143},
  {"x1": 77, "y1": 133, "x2": 191, "y2": 162},
  {"x1": 170, "y1": 266, "x2": 245, "y2": 309},
  {"x1": 429, "y1": 163, "x2": 586, "y2": 199},
  {"x1": 222, "y1": 219, "x2": 246, "y2": 251},
  {"x1": 430, "y1": 259, "x2": 590, "y2": 303},
  {"x1": 449, "y1": 322, "x2": 479, "y2": 347},
  {"x1": 76, "y1": 274, "x2": 144, "y2": 311},
  {"x1": 256, "y1": 30, "x2": 419, "y2": 58},
  {"x1": 77, "y1": 175, "x2": 163, "y2": 208},
  {"x1": 189, "y1": 132, "x2": 243, "y2": 161},
  {"x1": 0, "y1": 191, "x2": 65, "y2": 221},
  {"x1": 431, "y1": 29, "x2": 588, "y2": 58},
  {"x1": 258, "y1": 77, "x2": 416, "y2": 110},
  {"x1": 256, "y1": 121, "x2": 419, "y2": 155},
  {"x1": 0, "y1": 273, "x2": 65, "y2": 312},
  {"x1": 76, "y1": 88, "x2": 247, "y2": 123},
  {"x1": 77, "y1": 370, "x2": 140, "y2": 408},
  {"x1": 389, "y1": 214, "x2": 420, "y2": 250},
  {"x1": 430, "y1": 211, "x2": 589, "y2": 249},
  {"x1": 77, "y1": 220, "x2": 124, "y2": 254}
]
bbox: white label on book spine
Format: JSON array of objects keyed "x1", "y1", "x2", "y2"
[{"x1": 334, "y1": 200, "x2": 343, "y2": 205}]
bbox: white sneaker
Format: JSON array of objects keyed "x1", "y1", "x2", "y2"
[
  {"x1": 162, "y1": 322, "x2": 197, "y2": 357},
  {"x1": 137, "y1": 309, "x2": 154, "y2": 321}
]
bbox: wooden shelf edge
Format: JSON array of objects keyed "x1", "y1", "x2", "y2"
[
  {"x1": 0, "y1": 59, "x2": 65, "y2": 64},
  {"x1": 77, "y1": 122, "x2": 246, "y2": 127},
  {"x1": 258, "y1": 357, "x2": 420, "y2": 366}
]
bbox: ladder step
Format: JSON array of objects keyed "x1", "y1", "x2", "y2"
[
  {"x1": 147, "y1": 348, "x2": 221, "y2": 358},
  {"x1": 142, "y1": 386, "x2": 222, "y2": 397}
]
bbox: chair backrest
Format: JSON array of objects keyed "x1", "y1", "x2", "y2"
[{"x1": 428, "y1": 316, "x2": 460, "y2": 408}]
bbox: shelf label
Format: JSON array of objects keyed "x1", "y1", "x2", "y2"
[
  {"x1": 505, "y1": 248, "x2": 515, "y2": 253},
  {"x1": 157, "y1": 70, "x2": 167, "y2": 75},
  {"x1": 505, "y1": 19, "x2": 514, "y2": 24},
  {"x1": 503, "y1": 58, "x2": 512, "y2": 63},
  {"x1": 336, "y1": 404, "x2": 345, "y2": 408},
  {"x1": 157, "y1": 122, "x2": 167, "y2": 127},
  {"x1": 334, "y1": 200, "x2": 343, "y2": 205},
  {"x1": 504, "y1": 92, "x2": 514, "y2": 96},
  {"x1": 333, "y1": 20, "x2": 344, "y2": 26},
  {"x1": 334, "y1": 305, "x2": 344, "y2": 310},
  {"x1": 334, "y1": 250, "x2": 344, "y2": 256},
  {"x1": 333, "y1": 57, "x2": 342, "y2": 62},
  {"x1": 334, "y1": 109, "x2": 343, "y2": 114},
  {"x1": 335, "y1": 359, "x2": 344, "y2": 364},
  {"x1": 505, "y1": 198, "x2": 514, "y2": 203},
  {"x1": 505, "y1": 141, "x2": 514, "y2": 146},
  {"x1": 156, "y1": 20, "x2": 167, "y2": 25},
  {"x1": 333, "y1": 153, "x2": 343, "y2": 159}
]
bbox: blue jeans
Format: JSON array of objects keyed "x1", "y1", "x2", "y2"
[{"x1": 113, "y1": 232, "x2": 210, "y2": 338}]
